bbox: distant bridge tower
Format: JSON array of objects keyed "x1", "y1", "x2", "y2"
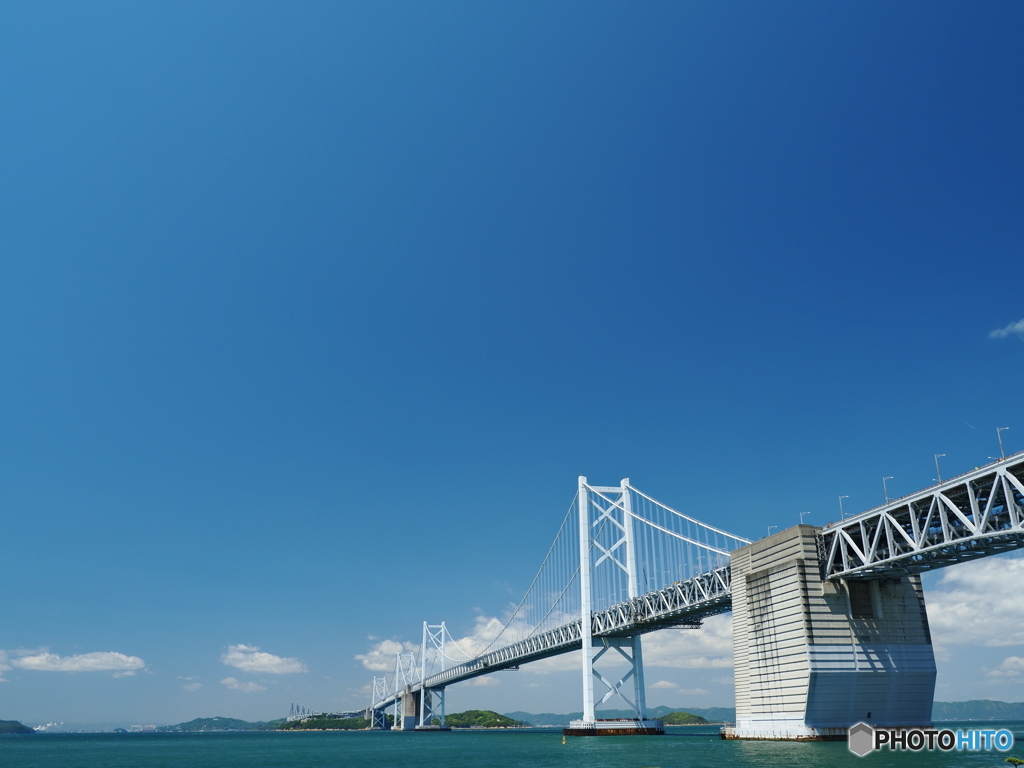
[
  {"x1": 392, "y1": 652, "x2": 417, "y2": 730},
  {"x1": 416, "y1": 622, "x2": 449, "y2": 730},
  {"x1": 722, "y1": 525, "x2": 935, "y2": 740},
  {"x1": 566, "y1": 477, "x2": 664, "y2": 735}
]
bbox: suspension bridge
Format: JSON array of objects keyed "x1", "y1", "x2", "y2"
[{"x1": 366, "y1": 452, "x2": 1024, "y2": 739}]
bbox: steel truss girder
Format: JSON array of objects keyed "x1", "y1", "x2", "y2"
[{"x1": 820, "y1": 453, "x2": 1024, "y2": 579}]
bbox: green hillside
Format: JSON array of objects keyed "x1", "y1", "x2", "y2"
[
  {"x1": 442, "y1": 710, "x2": 526, "y2": 728},
  {"x1": 663, "y1": 710, "x2": 710, "y2": 725},
  {"x1": 933, "y1": 700, "x2": 1024, "y2": 721},
  {"x1": 159, "y1": 717, "x2": 284, "y2": 732},
  {"x1": 0, "y1": 719, "x2": 34, "y2": 734}
]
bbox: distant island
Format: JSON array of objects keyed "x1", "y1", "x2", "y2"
[
  {"x1": 159, "y1": 717, "x2": 284, "y2": 732},
  {"x1": 24, "y1": 698, "x2": 1024, "y2": 734},
  {"x1": 280, "y1": 716, "x2": 372, "y2": 731},
  {"x1": 663, "y1": 711, "x2": 709, "y2": 725},
  {"x1": 0, "y1": 719, "x2": 33, "y2": 734},
  {"x1": 933, "y1": 701, "x2": 1024, "y2": 721},
  {"x1": 442, "y1": 710, "x2": 525, "y2": 728}
]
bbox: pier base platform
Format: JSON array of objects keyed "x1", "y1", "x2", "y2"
[{"x1": 563, "y1": 719, "x2": 664, "y2": 736}]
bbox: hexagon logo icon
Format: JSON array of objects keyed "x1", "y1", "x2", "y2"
[{"x1": 848, "y1": 722, "x2": 874, "y2": 757}]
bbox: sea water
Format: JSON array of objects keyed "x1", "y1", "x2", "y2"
[{"x1": 1, "y1": 724, "x2": 1020, "y2": 768}]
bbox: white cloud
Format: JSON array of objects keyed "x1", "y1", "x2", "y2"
[
  {"x1": 467, "y1": 675, "x2": 501, "y2": 687},
  {"x1": 0, "y1": 651, "x2": 10, "y2": 682},
  {"x1": 642, "y1": 614, "x2": 734, "y2": 669},
  {"x1": 355, "y1": 638, "x2": 419, "y2": 672},
  {"x1": 926, "y1": 557, "x2": 1024, "y2": 647},
  {"x1": 987, "y1": 656, "x2": 1024, "y2": 678},
  {"x1": 650, "y1": 680, "x2": 709, "y2": 695},
  {"x1": 10, "y1": 651, "x2": 146, "y2": 674},
  {"x1": 449, "y1": 616, "x2": 506, "y2": 658},
  {"x1": 221, "y1": 644, "x2": 307, "y2": 674},
  {"x1": 178, "y1": 677, "x2": 204, "y2": 692},
  {"x1": 221, "y1": 677, "x2": 266, "y2": 693},
  {"x1": 990, "y1": 319, "x2": 1024, "y2": 340}
]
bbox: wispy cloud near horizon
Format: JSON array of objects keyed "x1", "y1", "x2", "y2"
[
  {"x1": 221, "y1": 644, "x2": 307, "y2": 674},
  {"x1": 927, "y1": 557, "x2": 1024, "y2": 649},
  {"x1": 990, "y1": 319, "x2": 1024, "y2": 340},
  {"x1": 221, "y1": 676, "x2": 267, "y2": 693},
  {"x1": 8, "y1": 650, "x2": 146, "y2": 675}
]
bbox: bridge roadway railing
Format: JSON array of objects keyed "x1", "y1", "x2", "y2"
[
  {"x1": 373, "y1": 565, "x2": 733, "y2": 706},
  {"x1": 820, "y1": 452, "x2": 1024, "y2": 580}
]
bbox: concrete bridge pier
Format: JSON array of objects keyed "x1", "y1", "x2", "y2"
[
  {"x1": 394, "y1": 686, "x2": 419, "y2": 731},
  {"x1": 722, "y1": 524, "x2": 936, "y2": 740}
]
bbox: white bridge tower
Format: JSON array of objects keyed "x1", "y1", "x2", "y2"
[{"x1": 566, "y1": 477, "x2": 664, "y2": 735}]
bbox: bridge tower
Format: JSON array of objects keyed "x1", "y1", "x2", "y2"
[
  {"x1": 391, "y1": 652, "x2": 417, "y2": 730},
  {"x1": 415, "y1": 622, "x2": 450, "y2": 730},
  {"x1": 722, "y1": 524, "x2": 936, "y2": 740},
  {"x1": 566, "y1": 477, "x2": 664, "y2": 736},
  {"x1": 368, "y1": 676, "x2": 391, "y2": 729}
]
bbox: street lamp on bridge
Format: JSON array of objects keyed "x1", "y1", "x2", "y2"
[
  {"x1": 998, "y1": 427, "x2": 1010, "y2": 459},
  {"x1": 934, "y1": 454, "x2": 946, "y2": 483},
  {"x1": 839, "y1": 495, "x2": 849, "y2": 520},
  {"x1": 882, "y1": 476, "x2": 893, "y2": 504}
]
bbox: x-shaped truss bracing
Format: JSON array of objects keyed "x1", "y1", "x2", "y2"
[
  {"x1": 592, "y1": 638, "x2": 644, "y2": 712},
  {"x1": 821, "y1": 454, "x2": 1024, "y2": 579},
  {"x1": 419, "y1": 623, "x2": 447, "y2": 727},
  {"x1": 370, "y1": 677, "x2": 390, "y2": 729},
  {"x1": 371, "y1": 675, "x2": 390, "y2": 706}
]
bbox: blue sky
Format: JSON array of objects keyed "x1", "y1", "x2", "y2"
[{"x1": 2, "y1": 1, "x2": 1023, "y2": 726}]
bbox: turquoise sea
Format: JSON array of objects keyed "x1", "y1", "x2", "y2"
[{"x1": 2, "y1": 724, "x2": 1021, "y2": 768}]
